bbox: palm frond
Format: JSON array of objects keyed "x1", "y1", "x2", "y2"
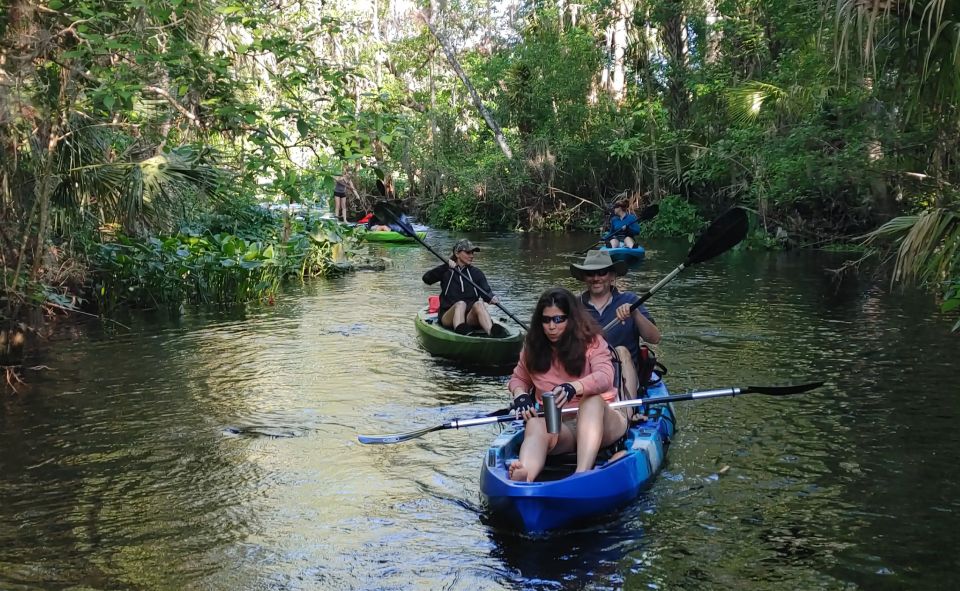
[
  {"x1": 120, "y1": 148, "x2": 225, "y2": 233},
  {"x1": 863, "y1": 208, "x2": 960, "y2": 287}
]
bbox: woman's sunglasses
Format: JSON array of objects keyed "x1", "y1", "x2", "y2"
[{"x1": 541, "y1": 314, "x2": 568, "y2": 325}]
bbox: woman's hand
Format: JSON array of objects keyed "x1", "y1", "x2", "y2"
[
  {"x1": 490, "y1": 295, "x2": 500, "y2": 305},
  {"x1": 448, "y1": 258, "x2": 456, "y2": 268},
  {"x1": 511, "y1": 392, "x2": 536, "y2": 421},
  {"x1": 552, "y1": 383, "x2": 577, "y2": 407},
  {"x1": 615, "y1": 303, "x2": 632, "y2": 323}
]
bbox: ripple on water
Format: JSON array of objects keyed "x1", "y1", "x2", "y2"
[{"x1": 1, "y1": 236, "x2": 958, "y2": 590}]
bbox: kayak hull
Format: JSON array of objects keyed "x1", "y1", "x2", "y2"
[
  {"x1": 600, "y1": 245, "x2": 646, "y2": 261},
  {"x1": 414, "y1": 308, "x2": 523, "y2": 366},
  {"x1": 480, "y1": 380, "x2": 673, "y2": 533},
  {"x1": 362, "y1": 230, "x2": 427, "y2": 243}
]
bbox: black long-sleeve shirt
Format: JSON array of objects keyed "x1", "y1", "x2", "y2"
[{"x1": 422, "y1": 262, "x2": 494, "y2": 318}]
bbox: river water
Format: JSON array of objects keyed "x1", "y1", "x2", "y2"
[{"x1": 1, "y1": 231, "x2": 957, "y2": 590}]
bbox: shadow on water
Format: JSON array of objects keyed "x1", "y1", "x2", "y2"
[{"x1": 483, "y1": 497, "x2": 658, "y2": 591}]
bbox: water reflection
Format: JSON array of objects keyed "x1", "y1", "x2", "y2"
[{"x1": 1, "y1": 231, "x2": 957, "y2": 590}]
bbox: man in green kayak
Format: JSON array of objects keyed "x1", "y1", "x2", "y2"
[
  {"x1": 422, "y1": 239, "x2": 505, "y2": 336},
  {"x1": 571, "y1": 250, "x2": 661, "y2": 400}
]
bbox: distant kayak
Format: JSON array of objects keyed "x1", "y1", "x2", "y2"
[
  {"x1": 362, "y1": 229, "x2": 426, "y2": 243},
  {"x1": 600, "y1": 245, "x2": 645, "y2": 261}
]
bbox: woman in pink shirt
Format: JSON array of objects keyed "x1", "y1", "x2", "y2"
[{"x1": 506, "y1": 287, "x2": 627, "y2": 482}]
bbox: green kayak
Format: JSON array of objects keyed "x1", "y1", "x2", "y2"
[
  {"x1": 362, "y1": 230, "x2": 426, "y2": 243},
  {"x1": 414, "y1": 307, "x2": 524, "y2": 366}
]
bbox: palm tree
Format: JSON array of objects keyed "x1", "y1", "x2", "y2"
[{"x1": 833, "y1": 0, "x2": 960, "y2": 328}]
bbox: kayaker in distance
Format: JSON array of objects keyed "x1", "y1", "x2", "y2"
[
  {"x1": 421, "y1": 239, "x2": 504, "y2": 336},
  {"x1": 367, "y1": 210, "x2": 410, "y2": 232},
  {"x1": 572, "y1": 250, "x2": 661, "y2": 401},
  {"x1": 333, "y1": 174, "x2": 353, "y2": 223},
  {"x1": 506, "y1": 287, "x2": 626, "y2": 483},
  {"x1": 607, "y1": 199, "x2": 641, "y2": 249}
]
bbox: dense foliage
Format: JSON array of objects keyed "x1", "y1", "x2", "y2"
[{"x1": 2, "y1": 0, "x2": 957, "y2": 369}]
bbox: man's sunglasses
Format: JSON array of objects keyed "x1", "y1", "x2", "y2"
[
  {"x1": 541, "y1": 314, "x2": 568, "y2": 325},
  {"x1": 582, "y1": 269, "x2": 610, "y2": 277}
]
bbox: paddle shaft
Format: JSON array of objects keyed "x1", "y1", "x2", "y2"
[
  {"x1": 579, "y1": 228, "x2": 628, "y2": 254},
  {"x1": 601, "y1": 263, "x2": 684, "y2": 332},
  {"x1": 454, "y1": 387, "x2": 742, "y2": 428},
  {"x1": 357, "y1": 382, "x2": 822, "y2": 444}
]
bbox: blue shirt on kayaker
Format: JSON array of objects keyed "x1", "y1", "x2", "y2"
[
  {"x1": 570, "y1": 250, "x2": 661, "y2": 399},
  {"x1": 607, "y1": 199, "x2": 641, "y2": 249},
  {"x1": 422, "y1": 239, "x2": 503, "y2": 336},
  {"x1": 581, "y1": 288, "x2": 655, "y2": 365}
]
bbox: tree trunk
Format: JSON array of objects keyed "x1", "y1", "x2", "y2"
[
  {"x1": 373, "y1": 0, "x2": 382, "y2": 87},
  {"x1": 705, "y1": 0, "x2": 722, "y2": 64},
  {"x1": 600, "y1": 26, "x2": 612, "y2": 94},
  {"x1": 611, "y1": 0, "x2": 633, "y2": 102},
  {"x1": 422, "y1": 17, "x2": 513, "y2": 159},
  {"x1": 661, "y1": 0, "x2": 689, "y2": 126}
]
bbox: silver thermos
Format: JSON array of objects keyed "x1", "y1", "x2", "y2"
[{"x1": 542, "y1": 392, "x2": 560, "y2": 434}]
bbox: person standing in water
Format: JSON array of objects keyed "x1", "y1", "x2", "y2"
[{"x1": 333, "y1": 174, "x2": 352, "y2": 223}]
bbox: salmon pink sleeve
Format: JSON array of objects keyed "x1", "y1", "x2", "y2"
[
  {"x1": 507, "y1": 347, "x2": 532, "y2": 394},
  {"x1": 577, "y1": 337, "x2": 614, "y2": 396}
]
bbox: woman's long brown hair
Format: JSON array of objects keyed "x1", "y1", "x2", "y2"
[{"x1": 523, "y1": 287, "x2": 602, "y2": 376}]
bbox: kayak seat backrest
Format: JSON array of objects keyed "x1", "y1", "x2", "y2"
[
  {"x1": 427, "y1": 295, "x2": 440, "y2": 314},
  {"x1": 609, "y1": 346, "x2": 625, "y2": 401}
]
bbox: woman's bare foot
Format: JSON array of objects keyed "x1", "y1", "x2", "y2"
[{"x1": 508, "y1": 460, "x2": 529, "y2": 482}]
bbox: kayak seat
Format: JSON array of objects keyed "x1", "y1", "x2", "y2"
[{"x1": 538, "y1": 442, "x2": 624, "y2": 479}]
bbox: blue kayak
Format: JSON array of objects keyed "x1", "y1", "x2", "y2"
[
  {"x1": 600, "y1": 245, "x2": 645, "y2": 261},
  {"x1": 480, "y1": 379, "x2": 674, "y2": 533}
]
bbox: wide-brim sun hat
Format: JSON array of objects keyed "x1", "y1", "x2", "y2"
[{"x1": 569, "y1": 250, "x2": 627, "y2": 281}]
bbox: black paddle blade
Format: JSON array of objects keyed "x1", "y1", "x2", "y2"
[
  {"x1": 638, "y1": 203, "x2": 660, "y2": 222},
  {"x1": 376, "y1": 179, "x2": 388, "y2": 197},
  {"x1": 744, "y1": 382, "x2": 824, "y2": 396},
  {"x1": 686, "y1": 207, "x2": 749, "y2": 265},
  {"x1": 372, "y1": 200, "x2": 416, "y2": 237}
]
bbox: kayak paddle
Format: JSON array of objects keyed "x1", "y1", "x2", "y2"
[
  {"x1": 576, "y1": 204, "x2": 660, "y2": 254},
  {"x1": 602, "y1": 206, "x2": 748, "y2": 332},
  {"x1": 357, "y1": 382, "x2": 823, "y2": 444},
  {"x1": 372, "y1": 200, "x2": 530, "y2": 331}
]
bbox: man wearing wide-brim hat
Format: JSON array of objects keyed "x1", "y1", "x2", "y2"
[{"x1": 571, "y1": 250, "x2": 661, "y2": 400}]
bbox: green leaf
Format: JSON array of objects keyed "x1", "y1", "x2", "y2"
[
  {"x1": 103, "y1": 95, "x2": 115, "y2": 110},
  {"x1": 942, "y1": 298, "x2": 960, "y2": 313}
]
